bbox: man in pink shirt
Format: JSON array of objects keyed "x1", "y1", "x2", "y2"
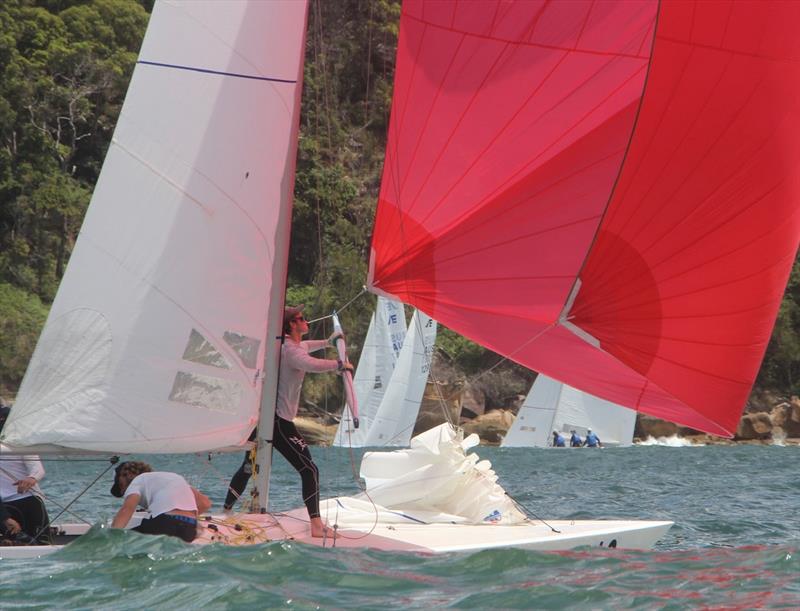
[{"x1": 224, "y1": 305, "x2": 351, "y2": 538}]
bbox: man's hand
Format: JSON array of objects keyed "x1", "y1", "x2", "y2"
[
  {"x1": 15, "y1": 476, "x2": 37, "y2": 493},
  {"x1": 328, "y1": 330, "x2": 344, "y2": 347},
  {"x1": 337, "y1": 359, "x2": 354, "y2": 375},
  {"x1": 3, "y1": 517, "x2": 21, "y2": 535}
]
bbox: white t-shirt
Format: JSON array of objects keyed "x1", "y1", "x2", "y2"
[
  {"x1": 0, "y1": 455, "x2": 45, "y2": 502},
  {"x1": 124, "y1": 472, "x2": 197, "y2": 518},
  {"x1": 276, "y1": 339, "x2": 338, "y2": 421}
]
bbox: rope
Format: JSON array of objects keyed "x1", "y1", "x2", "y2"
[
  {"x1": 33, "y1": 456, "x2": 120, "y2": 542},
  {"x1": 505, "y1": 492, "x2": 561, "y2": 534},
  {"x1": 305, "y1": 286, "x2": 368, "y2": 324}
]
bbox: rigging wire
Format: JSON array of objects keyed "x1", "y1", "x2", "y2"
[{"x1": 32, "y1": 456, "x2": 120, "y2": 542}]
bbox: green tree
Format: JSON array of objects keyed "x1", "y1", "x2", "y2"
[
  {"x1": 758, "y1": 255, "x2": 800, "y2": 395},
  {"x1": 0, "y1": 0, "x2": 147, "y2": 300},
  {"x1": 0, "y1": 282, "x2": 48, "y2": 395}
]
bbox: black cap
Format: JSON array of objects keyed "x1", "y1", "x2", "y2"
[{"x1": 110, "y1": 462, "x2": 130, "y2": 497}]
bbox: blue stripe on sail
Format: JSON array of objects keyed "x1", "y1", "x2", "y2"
[{"x1": 137, "y1": 60, "x2": 297, "y2": 84}]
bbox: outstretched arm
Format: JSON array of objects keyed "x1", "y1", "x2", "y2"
[
  {"x1": 111, "y1": 494, "x2": 140, "y2": 528},
  {"x1": 288, "y1": 344, "x2": 340, "y2": 373}
]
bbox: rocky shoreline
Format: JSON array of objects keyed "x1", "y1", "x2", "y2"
[{"x1": 295, "y1": 384, "x2": 800, "y2": 447}]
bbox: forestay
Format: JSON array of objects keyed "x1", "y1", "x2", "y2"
[
  {"x1": 368, "y1": 0, "x2": 800, "y2": 437},
  {"x1": 2, "y1": 1, "x2": 308, "y2": 453}
]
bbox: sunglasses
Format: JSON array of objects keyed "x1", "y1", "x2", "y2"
[{"x1": 292, "y1": 316, "x2": 306, "y2": 323}]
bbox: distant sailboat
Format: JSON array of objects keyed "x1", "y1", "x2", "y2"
[
  {"x1": 332, "y1": 296, "x2": 407, "y2": 447},
  {"x1": 501, "y1": 374, "x2": 636, "y2": 448},
  {"x1": 342, "y1": 310, "x2": 437, "y2": 447}
]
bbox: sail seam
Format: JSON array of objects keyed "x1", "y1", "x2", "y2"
[
  {"x1": 556, "y1": 2, "x2": 662, "y2": 330},
  {"x1": 137, "y1": 60, "x2": 298, "y2": 83},
  {"x1": 400, "y1": 11, "x2": 651, "y2": 60}
]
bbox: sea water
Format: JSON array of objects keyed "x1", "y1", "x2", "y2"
[{"x1": 1, "y1": 444, "x2": 798, "y2": 609}]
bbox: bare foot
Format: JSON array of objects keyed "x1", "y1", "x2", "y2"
[{"x1": 310, "y1": 517, "x2": 332, "y2": 538}]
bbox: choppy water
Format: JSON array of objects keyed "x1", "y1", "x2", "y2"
[{"x1": 2, "y1": 444, "x2": 798, "y2": 609}]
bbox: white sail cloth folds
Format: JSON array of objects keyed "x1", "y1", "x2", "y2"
[
  {"x1": 355, "y1": 424, "x2": 526, "y2": 524},
  {"x1": 2, "y1": 1, "x2": 308, "y2": 453}
]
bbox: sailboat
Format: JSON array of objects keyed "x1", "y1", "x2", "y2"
[
  {"x1": 334, "y1": 301, "x2": 437, "y2": 448},
  {"x1": 501, "y1": 374, "x2": 636, "y2": 448},
  {"x1": 3, "y1": 0, "x2": 799, "y2": 557},
  {"x1": 332, "y1": 296, "x2": 407, "y2": 447}
]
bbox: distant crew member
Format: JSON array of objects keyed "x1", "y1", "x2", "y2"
[
  {"x1": 552, "y1": 431, "x2": 566, "y2": 447},
  {"x1": 569, "y1": 430, "x2": 582, "y2": 447},
  {"x1": 583, "y1": 429, "x2": 602, "y2": 448}
]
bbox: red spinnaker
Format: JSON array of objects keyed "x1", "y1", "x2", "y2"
[{"x1": 368, "y1": 0, "x2": 800, "y2": 437}]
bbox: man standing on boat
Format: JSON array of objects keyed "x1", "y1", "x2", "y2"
[
  {"x1": 583, "y1": 429, "x2": 602, "y2": 448},
  {"x1": 552, "y1": 431, "x2": 566, "y2": 447},
  {"x1": 569, "y1": 430, "x2": 582, "y2": 447},
  {"x1": 224, "y1": 305, "x2": 352, "y2": 538},
  {"x1": 110, "y1": 461, "x2": 211, "y2": 542}
]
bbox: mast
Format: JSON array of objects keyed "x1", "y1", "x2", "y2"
[{"x1": 252, "y1": 3, "x2": 310, "y2": 513}]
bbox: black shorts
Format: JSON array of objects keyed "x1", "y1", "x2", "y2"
[{"x1": 133, "y1": 514, "x2": 197, "y2": 542}]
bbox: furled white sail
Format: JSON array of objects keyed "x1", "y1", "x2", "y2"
[
  {"x1": 2, "y1": 1, "x2": 308, "y2": 454},
  {"x1": 502, "y1": 374, "x2": 637, "y2": 448},
  {"x1": 333, "y1": 296, "x2": 406, "y2": 447},
  {"x1": 361, "y1": 310, "x2": 437, "y2": 447}
]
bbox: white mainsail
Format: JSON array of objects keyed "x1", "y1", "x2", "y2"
[
  {"x1": 333, "y1": 296, "x2": 406, "y2": 447},
  {"x1": 360, "y1": 311, "x2": 437, "y2": 447},
  {"x1": 1, "y1": 1, "x2": 308, "y2": 454},
  {"x1": 501, "y1": 374, "x2": 637, "y2": 448}
]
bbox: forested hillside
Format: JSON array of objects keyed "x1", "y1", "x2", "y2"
[{"x1": 1, "y1": 0, "x2": 798, "y2": 418}]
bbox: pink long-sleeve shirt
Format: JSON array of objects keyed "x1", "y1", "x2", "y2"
[{"x1": 275, "y1": 339, "x2": 338, "y2": 421}]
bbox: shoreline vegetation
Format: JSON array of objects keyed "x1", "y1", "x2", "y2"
[{"x1": 1, "y1": 1, "x2": 798, "y2": 440}]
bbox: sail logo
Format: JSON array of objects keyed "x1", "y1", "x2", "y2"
[
  {"x1": 288, "y1": 435, "x2": 308, "y2": 451},
  {"x1": 483, "y1": 510, "x2": 502, "y2": 523}
]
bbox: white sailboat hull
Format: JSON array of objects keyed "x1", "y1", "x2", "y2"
[
  {"x1": 0, "y1": 512, "x2": 672, "y2": 558},
  {"x1": 197, "y1": 508, "x2": 672, "y2": 553}
]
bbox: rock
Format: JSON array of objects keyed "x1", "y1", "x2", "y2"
[
  {"x1": 635, "y1": 415, "x2": 679, "y2": 439},
  {"x1": 745, "y1": 388, "x2": 782, "y2": 413},
  {"x1": 735, "y1": 412, "x2": 773, "y2": 440},
  {"x1": 459, "y1": 384, "x2": 485, "y2": 418},
  {"x1": 295, "y1": 416, "x2": 337, "y2": 445},
  {"x1": 770, "y1": 397, "x2": 800, "y2": 438},
  {"x1": 412, "y1": 380, "x2": 462, "y2": 437},
  {"x1": 461, "y1": 409, "x2": 515, "y2": 445}
]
